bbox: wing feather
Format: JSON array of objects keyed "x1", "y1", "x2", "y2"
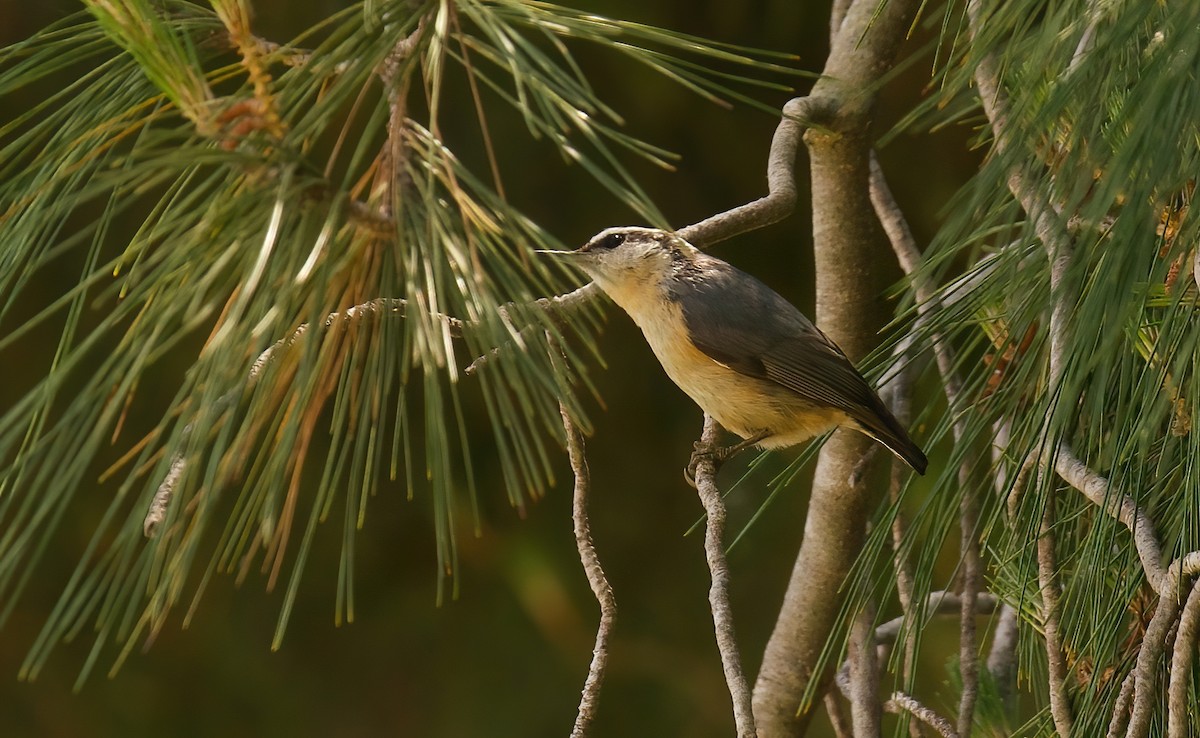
[{"x1": 672, "y1": 256, "x2": 927, "y2": 474}]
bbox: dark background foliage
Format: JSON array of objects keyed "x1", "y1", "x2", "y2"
[{"x1": 0, "y1": 1, "x2": 977, "y2": 735}]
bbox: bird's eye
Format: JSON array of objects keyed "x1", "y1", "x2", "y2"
[{"x1": 597, "y1": 232, "x2": 626, "y2": 250}]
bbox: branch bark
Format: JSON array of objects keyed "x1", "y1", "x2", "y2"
[
  {"x1": 884, "y1": 692, "x2": 959, "y2": 738},
  {"x1": 848, "y1": 604, "x2": 881, "y2": 737},
  {"x1": 560, "y1": 402, "x2": 616, "y2": 738},
  {"x1": 752, "y1": 0, "x2": 921, "y2": 732},
  {"x1": 1167, "y1": 579, "x2": 1200, "y2": 738},
  {"x1": 1036, "y1": 494, "x2": 1074, "y2": 736},
  {"x1": 692, "y1": 415, "x2": 758, "y2": 737}
]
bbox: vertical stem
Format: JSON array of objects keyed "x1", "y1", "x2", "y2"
[
  {"x1": 560, "y1": 403, "x2": 616, "y2": 738},
  {"x1": 1038, "y1": 494, "x2": 1074, "y2": 736},
  {"x1": 1167, "y1": 579, "x2": 1200, "y2": 738},
  {"x1": 849, "y1": 603, "x2": 882, "y2": 737},
  {"x1": 693, "y1": 416, "x2": 757, "y2": 737}
]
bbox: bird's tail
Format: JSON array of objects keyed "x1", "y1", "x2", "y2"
[{"x1": 853, "y1": 402, "x2": 928, "y2": 475}]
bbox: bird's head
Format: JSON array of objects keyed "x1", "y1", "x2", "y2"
[{"x1": 539, "y1": 226, "x2": 694, "y2": 292}]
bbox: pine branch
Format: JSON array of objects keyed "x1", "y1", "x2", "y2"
[
  {"x1": 1036, "y1": 494, "x2": 1074, "y2": 736},
  {"x1": 848, "y1": 603, "x2": 881, "y2": 737},
  {"x1": 690, "y1": 415, "x2": 757, "y2": 737},
  {"x1": 1167, "y1": 580, "x2": 1200, "y2": 738},
  {"x1": 560, "y1": 400, "x2": 616, "y2": 738},
  {"x1": 884, "y1": 692, "x2": 959, "y2": 738}
]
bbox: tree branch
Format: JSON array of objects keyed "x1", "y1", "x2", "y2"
[
  {"x1": 824, "y1": 692, "x2": 853, "y2": 738},
  {"x1": 1127, "y1": 584, "x2": 1186, "y2": 738},
  {"x1": 691, "y1": 415, "x2": 758, "y2": 737},
  {"x1": 871, "y1": 147, "x2": 982, "y2": 737},
  {"x1": 676, "y1": 96, "x2": 827, "y2": 248},
  {"x1": 752, "y1": 0, "x2": 922, "y2": 732},
  {"x1": 884, "y1": 692, "x2": 959, "y2": 738},
  {"x1": 1053, "y1": 443, "x2": 1166, "y2": 591},
  {"x1": 1167, "y1": 579, "x2": 1200, "y2": 738},
  {"x1": 985, "y1": 603, "x2": 1020, "y2": 711},
  {"x1": 848, "y1": 603, "x2": 881, "y2": 738},
  {"x1": 560, "y1": 402, "x2": 616, "y2": 738},
  {"x1": 1037, "y1": 494, "x2": 1074, "y2": 736},
  {"x1": 1106, "y1": 671, "x2": 1136, "y2": 738}
]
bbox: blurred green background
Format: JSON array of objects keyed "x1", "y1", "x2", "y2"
[{"x1": 0, "y1": 1, "x2": 978, "y2": 735}]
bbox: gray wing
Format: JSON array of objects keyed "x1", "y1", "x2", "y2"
[
  {"x1": 672, "y1": 257, "x2": 927, "y2": 474},
  {"x1": 671, "y1": 259, "x2": 881, "y2": 419}
]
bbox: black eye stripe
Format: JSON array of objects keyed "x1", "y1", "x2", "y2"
[{"x1": 598, "y1": 232, "x2": 625, "y2": 249}]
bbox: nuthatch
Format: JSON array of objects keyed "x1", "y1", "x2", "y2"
[{"x1": 544, "y1": 226, "x2": 927, "y2": 474}]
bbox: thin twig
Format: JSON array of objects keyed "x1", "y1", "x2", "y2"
[
  {"x1": 824, "y1": 692, "x2": 853, "y2": 738},
  {"x1": 676, "y1": 96, "x2": 827, "y2": 249},
  {"x1": 987, "y1": 421, "x2": 1020, "y2": 714},
  {"x1": 835, "y1": 591, "x2": 999, "y2": 689},
  {"x1": 874, "y1": 591, "x2": 999, "y2": 645},
  {"x1": 955, "y1": 477, "x2": 982, "y2": 737},
  {"x1": 848, "y1": 602, "x2": 881, "y2": 737},
  {"x1": 464, "y1": 284, "x2": 599, "y2": 375},
  {"x1": 871, "y1": 151, "x2": 983, "y2": 735},
  {"x1": 1053, "y1": 443, "x2": 1166, "y2": 591},
  {"x1": 1065, "y1": 1, "x2": 1106, "y2": 77},
  {"x1": 884, "y1": 691, "x2": 959, "y2": 738},
  {"x1": 1037, "y1": 494, "x2": 1074, "y2": 736},
  {"x1": 878, "y1": 334, "x2": 924, "y2": 738},
  {"x1": 1167, "y1": 579, "x2": 1200, "y2": 738},
  {"x1": 985, "y1": 603, "x2": 1020, "y2": 711},
  {"x1": 691, "y1": 414, "x2": 757, "y2": 737},
  {"x1": 560, "y1": 402, "x2": 616, "y2": 738},
  {"x1": 1126, "y1": 586, "x2": 1186, "y2": 738},
  {"x1": 1106, "y1": 671, "x2": 1137, "y2": 738}
]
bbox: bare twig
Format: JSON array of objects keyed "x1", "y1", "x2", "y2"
[
  {"x1": 884, "y1": 692, "x2": 959, "y2": 738},
  {"x1": 835, "y1": 591, "x2": 999, "y2": 691},
  {"x1": 692, "y1": 415, "x2": 757, "y2": 737},
  {"x1": 985, "y1": 603, "x2": 1020, "y2": 710},
  {"x1": 1037, "y1": 495, "x2": 1074, "y2": 736},
  {"x1": 1053, "y1": 443, "x2": 1166, "y2": 592},
  {"x1": 870, "y1": 150, "x2": 982, "y2": 736},
  {"x1": 1167, "y1": 579, "x2": 1200, "y2": 738},
  {"x1": 874, "y1": 591, "x2": 999, "y2": 646},
  {"x1": 848, "y1": 604, "x2": 881, "y2": 737},
  {"x1": 1127, "y1": 586, "x2": 1186, "y2": 738},
  {"x1": 1065, "y1": 1, "x2": 1106, "y2": 77},
  {"x1": 560, "y1": 402, "x2": 616, "y2": 738},
  {"x1": 878, "y1": 345, "x2": 923, "y2": 738},
  {"x1": 1106, "y1": 671, "x2": 1136, "y2": 738},
  {"x1": 824, "y1": 692, "x2": 853, "y2": 738},
  {"x1": 464, "y1": 284, "x2": 599, "y2": 375},
  {"x1": 955, "y1": 482, "x2": 982, "y2": 737},
  {"x1": 676, "y1": 95, "x2": 827, "y2": 249}
]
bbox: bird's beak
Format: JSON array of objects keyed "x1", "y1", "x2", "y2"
[
  {"x1": 535, "y1": 248, "x2": 596, "y2": 263},
  {"x1": 536, "y1": 248, "x2": 598, "y2": 278}
]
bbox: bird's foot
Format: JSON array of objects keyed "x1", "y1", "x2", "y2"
[{"x1": 683, "y1": 432, "x2": 768, "y2": 488}]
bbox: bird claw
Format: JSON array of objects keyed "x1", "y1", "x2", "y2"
[{"x1": 684, "y1": 442, "x2": 719, "y2": 488}]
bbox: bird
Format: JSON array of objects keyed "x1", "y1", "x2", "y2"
[{"x1": 541, "y1": 226, "x2": 927, "y2": 475}]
